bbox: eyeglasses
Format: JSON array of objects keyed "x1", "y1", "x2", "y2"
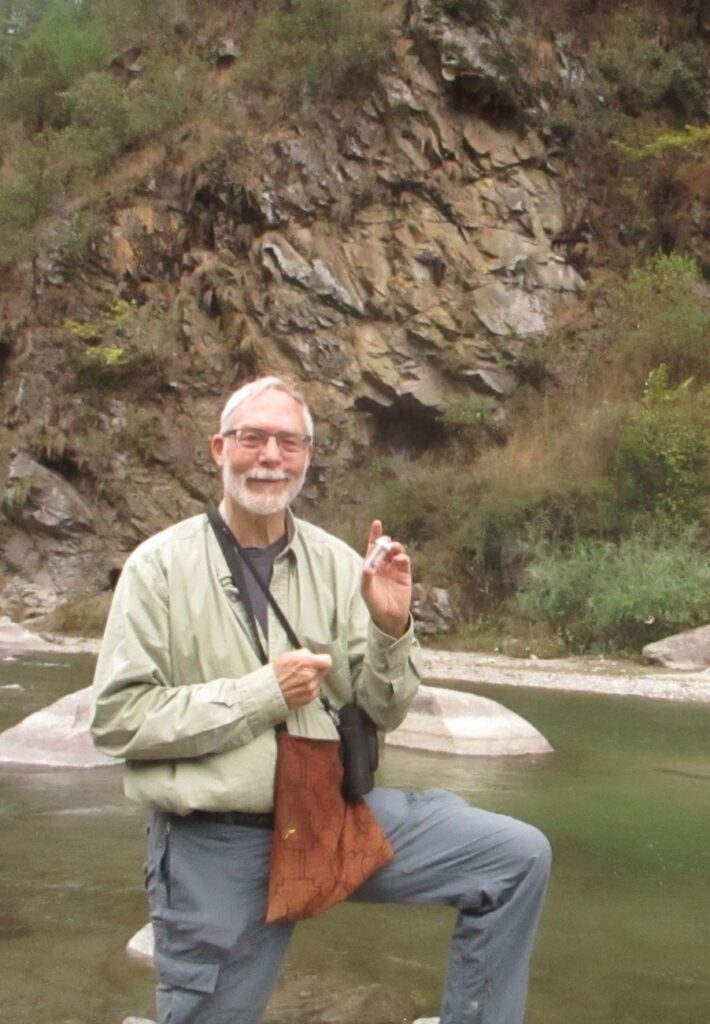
[{"x1": 221, "y1": 427, "x2": 312, "y2": 454}]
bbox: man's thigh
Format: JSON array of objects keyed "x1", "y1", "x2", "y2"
[
  {"x1": 355, "y1": 788, "x2": 549, "y2": 910},
  {"x1": 146, "y1": 813, "x2": 293, "y2": 1024}
]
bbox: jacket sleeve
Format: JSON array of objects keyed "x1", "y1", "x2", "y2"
[
  {"x1": 90, "y1": 552, "x2": 288, "y2": 761},
  {"x1": 345, "y1": 586, "x2": 422, "y2": 732}
]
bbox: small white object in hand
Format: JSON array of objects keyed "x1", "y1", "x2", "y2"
[{"x1": 363, "y1": 535, "x2": 393, "y2": 572}]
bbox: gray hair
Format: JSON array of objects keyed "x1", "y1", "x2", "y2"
[{"x1": 219, "y1": 376, "x2": 314, "y2": 438}]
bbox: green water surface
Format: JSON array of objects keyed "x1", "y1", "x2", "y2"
[{"x1": 0, "y1": 655, "x2": 708, "y2": 1024}]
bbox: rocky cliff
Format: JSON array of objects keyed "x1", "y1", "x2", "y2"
[{"x1": 0, "y1": 0, "x2": 706, "y2": 627}]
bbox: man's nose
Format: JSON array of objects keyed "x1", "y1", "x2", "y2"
[{"x1": 258, "y1": 435, "x2": 282, "y2": 461}]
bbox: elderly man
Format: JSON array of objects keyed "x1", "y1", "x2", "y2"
[{"x1": 91, "y1": 375, "x2": 550, "y2": 1024}]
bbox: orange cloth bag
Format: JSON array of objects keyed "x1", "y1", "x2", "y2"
[{"x1": 265, "y1": 730, "x2": 394, "y2": 923}]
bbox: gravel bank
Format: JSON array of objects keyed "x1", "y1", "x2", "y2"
[
  {"x1": 3, "y1": 617, "x2": 709, "y2": 705},
  {"x1": 423, "y1": 649, "x2": 710, "y2": 704}
]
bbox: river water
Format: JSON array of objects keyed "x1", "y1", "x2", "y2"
[{"x1": 1, "y1": 654, "x2": 708, "y2": 1024}]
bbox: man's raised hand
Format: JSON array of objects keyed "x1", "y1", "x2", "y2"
[{"x1": 361, "y1": 519, "x2": 412, "y2": 639}]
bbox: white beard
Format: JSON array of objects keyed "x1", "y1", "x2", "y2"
[{"x1": 224, "y1": 464, "x2": 306, "y2": 517}]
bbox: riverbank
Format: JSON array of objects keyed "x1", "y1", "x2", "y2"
[
  {"x1": 423, "y1": 648, "x2": 710, "y2": 704},
  {"x1": 3, "y1": 616, "x2": 710, "y2": 705}
]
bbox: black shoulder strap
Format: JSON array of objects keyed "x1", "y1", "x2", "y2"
[
  {"x1": 207, "y1": 508, "x2": 270, "y2": 664},
  {"x1": 207, "y1": 508, "x2": 302, "y2": 652}
]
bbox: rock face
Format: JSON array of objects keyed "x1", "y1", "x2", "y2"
[
  {"x1": 386, "y1": 684, "x2": 552, "y2": 756},
  {"x1": 0, "y1": 686, "x2": 113, "y2": 767},
  {"x1": 0, "y1": 0, "x2": 589, "y2": 621},
  {"x1": 643, "y1": 626, "x2": 710, "y2": 670}
]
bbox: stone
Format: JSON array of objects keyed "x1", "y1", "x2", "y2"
[
  {"x1": 643, "y1": 625, "x2": 710, "y2": 671},
  {"x1": 460, "y1": 367, "x2": 517, "y2": 397},
  {"x1": 386, "y1": 684, "x2": 553, "y2": 756},
  {"x1": 477, "y1": 226, "x2": 538, "y2": 270},
  {"x1": 412, "y1": 585, "x2": 456, "y2": 635},
  {"x1": 127, "y1": 922, "x2": 154, "y2": 962},
  {"x1": 0, "y1": 686, "x2": 114, "y2": 767},
  {"x1": 534, "y1": 259, "x2": 585, "y2": 292},
  {"x1": 2, "y1": 454, "x2": 94, "y2": 537},
  {"x1": 0, "y1": 577, "x2": 58, "y2": 622},
  {"x1": 122, "y1": 1018, "x2": 156, "y2": 1024},
  {"x1": 472, "y1": 283, "x2": 548, "y2": 336}
]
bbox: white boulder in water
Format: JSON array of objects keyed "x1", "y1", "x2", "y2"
[
  {"x1": 0, "y1": 686, "x2": 113, "y2": 767},
  {"x1": 386, "y1": 685, "x2": 552, "y2": 756}
]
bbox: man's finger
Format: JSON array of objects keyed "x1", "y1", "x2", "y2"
[{"x1": 366, "y1": 519, "x2": 383, "y2": 551}]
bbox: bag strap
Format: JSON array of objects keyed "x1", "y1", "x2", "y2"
[{"x1": 207, "y1": 509, "x2": 339, "y2": 723}]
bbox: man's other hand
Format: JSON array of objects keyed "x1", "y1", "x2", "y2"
[
  {"x1": 361, "y1": 519, "x2": 412, "y2": 639},
  {"x1": 274, "y1": 649, "x2": 333, "y2": 708}
]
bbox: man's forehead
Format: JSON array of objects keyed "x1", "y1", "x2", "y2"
[{"x1": 229, "y1": 388, "x2": 308, "y2": 428}]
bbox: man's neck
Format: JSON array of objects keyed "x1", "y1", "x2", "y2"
[{"x1": 219, "y1": 497, "x2": 287, "y2": 548}]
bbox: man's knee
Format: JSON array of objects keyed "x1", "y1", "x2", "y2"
[{"x1": 499, "y1": 818, "x2": 552, "y2": 884}]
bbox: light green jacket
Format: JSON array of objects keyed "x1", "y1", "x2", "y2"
[{"x1": 90, "y1": 511, "x2": 422, "y2": 814}]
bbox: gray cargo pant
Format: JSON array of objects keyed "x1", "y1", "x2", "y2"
[{"x1": 145, "y1": 788, "x2": 551, "y2": 1024}]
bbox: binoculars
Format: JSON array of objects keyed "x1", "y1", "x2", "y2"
[{"x1": 338, "y1": 703, "x2": 379, "y2": 803}]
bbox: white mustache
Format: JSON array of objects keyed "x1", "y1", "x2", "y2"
[{"x1": 246, "y1": 470, "x2": 291, "y2": 482}]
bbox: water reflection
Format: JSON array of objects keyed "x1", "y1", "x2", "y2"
[{"x1": 1, "y1": 656, "x2": 709, "y2": 1024}]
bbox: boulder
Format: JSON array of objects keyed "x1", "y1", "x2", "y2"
[
  {"x1": 472, "y1": 282, "x2": 548, "y2": 336},
  {"x1": 412, "y1": 585, "x2": 456, "y2": 635},
  {"x1": 127, "y1": 922, "x2": 154, "y2": 962},
  {"x1": 2, "y1": 453, "x2": 94, "y2": 537},
  {"x1": 0, "y1": 686, "x2": 113, "y2": 767},
  {"x1": 643, "y1": 625, "x2": 710, "y2": 670},
  {"x1": 386, "y1": 685, "x2": 552, "y2": 756},
  {"x1": 0, "y1": 678, "x2": 551, "y2": 767}
]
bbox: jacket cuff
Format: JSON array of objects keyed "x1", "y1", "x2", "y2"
[
  {"x1": 367, "y1": 616, "x2": 419, "y2": 691},
  {"x1": 234, "y1": 664, "x2": 289, "y2": 736}
]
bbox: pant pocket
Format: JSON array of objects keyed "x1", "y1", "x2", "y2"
[
  {"x1": 145, "y1": 816, "x2": 172, "y2": 909},
  {"x1": 155, "y1": 952, "x2": 220, "y2": 1024}
]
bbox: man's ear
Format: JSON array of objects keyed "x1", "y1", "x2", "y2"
[{"x1": 210, "y1": 433, "x2": 225, "y2": 467}]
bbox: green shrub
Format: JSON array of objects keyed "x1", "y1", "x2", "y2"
[
  {"x1": 126, "y1": 56, "x2": 204, "y2": 139},
  {"x1": 612, "y1": 254, "x2": 710, "y2": 388},
  {"x1": 613, "y1": 366, "x2": 710, "y2": 522},
  {"x1": 0, "y1": 0, "x2": 109, "y2": 131},
  {"x1": 0, "y1": 132, "x2": 63, "y2": 271},
  {"x1": 592, "y1": 10, "x2": 706, "y2": 118},
  {"x1": 238, "y1": 0, "x2": 391, "y2": 102},
  {"x1": 517, "y1": 526, "x2": 710, "y2": 652},
  {"x1": 441, "y1": 394, "x2": 505, "y2": 451},
  {"x1": 372, "y1": 478, "x2": 432, "y2": 542}
]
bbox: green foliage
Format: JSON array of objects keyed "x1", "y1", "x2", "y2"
[
  {"x1": 372, "y1": 477, "x2": 432, "y2": 542},
  {"x1": 238, "y1": 0, "x2": 391, "y2": 101},
  {"x1": 517, "y1": 526, "x2": 710, "y2": 652},
  {"x1": 0, "y1": 131, "x2": 63, "y2": 270},
  {"x1": 614, "y1": 124, "x2": 710, "y2": 163},
  {"x1": 0, "y1": 0, "x2": 109, "y2": 130},
  {"x1": 457, "y1": 476, "x2": 619, "y2": 574},
  {"x1": 613, "y1": 366, "x2": 710, "y2": 523},
  {"x1": 60, "y1": 58, "x2": 204, "y2": 176},
  {"x1": 612, "y1": 254, "x2": 710, "y2": 387},
  {"x1": 592, "y1": 10, "x2": 707, "y2": 118},
  {"x1": 441, "y1": 394, "x2": 505, "y2": 451}
]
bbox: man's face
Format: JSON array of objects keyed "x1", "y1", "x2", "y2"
[{"x1": 211, "y1": 389, "x2": 312, "y2": 518}]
